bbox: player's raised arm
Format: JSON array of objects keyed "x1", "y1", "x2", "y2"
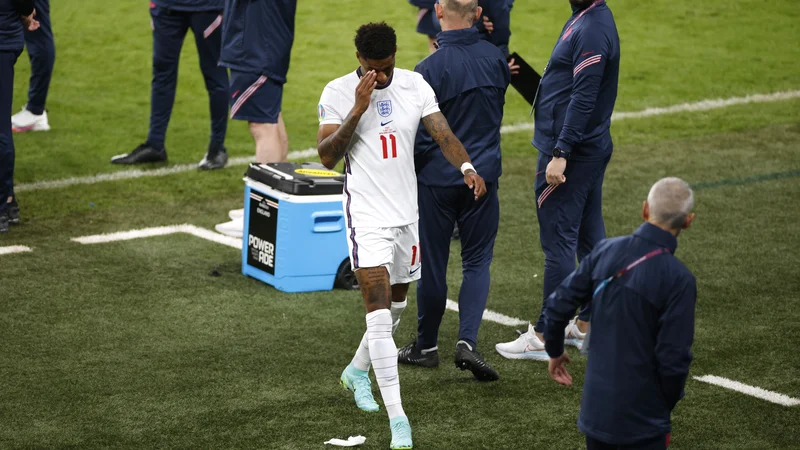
[
  {"x1": 317, "y1": 70, "x2": 378, "y2": 169},
  {"x1": 421, "y1": 112, "x2": 487, "y2": 199}
]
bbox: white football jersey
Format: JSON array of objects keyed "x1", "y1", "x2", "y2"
[{"x1": 318, "y1": 68, "x2": 440, "y2": 228}]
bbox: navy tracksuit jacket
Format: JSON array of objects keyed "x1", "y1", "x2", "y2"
[
  {"x1": 410, "y1": 0, "x2": 512, "y2": 57},
  {"x1": 147, "y1": 0, "x2": 228, "y2": 149},
  {"x1": 0, "y1": 0, "x2": 33, "y2": 212},
  {"x1": 532, "y1": 0, "x2": 620, "y2": 331},
  {"x1": 543, "y1": 223, "x2": 696, "y2": 447},
  {"x1": 413, "y1": 28, "x2": 510, "y2": 350},
  {"x1": 220, "y1": 0, "x2": 297, "y2": 84}
]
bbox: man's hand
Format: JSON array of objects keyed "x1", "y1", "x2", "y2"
[
  {"x1": 21, "y1": 8, "x2": 39, "y2": 31},
  {"x1": 548, "y1": 351, "x2": 573, "y2": 386},
  {"x1": 482, "y1": 16, "x2": 494, "y2": 34},
  {"x1": 353, "y1": 70, "x2": 377, "y2": 116},
  {"x1": 546, "y1": 157, "x2": 567, "y2": 186},
  {"x1": 508, "y1": 57, "x2": 520, "y2": 76},
  {"x1": 464, "y1": 171, "x2": 487, "y2": 200}
]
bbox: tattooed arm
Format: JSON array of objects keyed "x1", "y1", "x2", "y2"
[
  {"x1": 317, "y1": 113, "x2": 360, "y2": 169},
  {"x1": 421, "y1": 112, "x2": 488, "y2": 199},
  {"x1": 317, "y1": 70, "x2": 378, "y2": 169}
]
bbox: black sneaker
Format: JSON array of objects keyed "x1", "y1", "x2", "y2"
[
  {"x1": 198, "y1": 142, "x2": 228, "y2": 170},
  {"x1": 398, "y1": 340, "x2": 439, "y2": 368},
  {"x1": 110, "y1": 143, "x2": 167, "y2": 165},
  {"x1": 0, "y1": 210, "x2": 9, "y2": 233},
  {"x1": 7, "y1": 198, "x2": 20, "y2": 225},
  {"x1": 454, "y1": 341, "x2": 499, "y2": 382}
]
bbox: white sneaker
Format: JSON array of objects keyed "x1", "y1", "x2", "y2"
[
  {"x1": 495, "y1": 324, "x2": 549, "y2": 360},
  {"x1": 215, "y1": 217, "x2": 243, "y2": 238},
  {"x1": 228, "y1": 209, "x2": 244, "y2": 220},
  {"x1": 564, "y1": 318, "x2": 587, "y2": 350},
  {"x1": 11, "y1": 108, "x2": 50, "y2": 132}
]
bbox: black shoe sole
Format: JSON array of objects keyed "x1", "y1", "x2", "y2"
[
  {"x1": 455, "y1": 357, "x2": 500, "y2": 382},
  {"x1": 398, "y1": 356, "x2": 439, "y2": 368}
]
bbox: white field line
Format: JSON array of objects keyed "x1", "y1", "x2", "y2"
[
  {"x1": 445, "y1": 299, "x2": 529, "y2": 327},
  {"x1": 16, "y1": 90, "x2": 800, "y2": 193},
  {"x1": 16, "y1": 148, "x2": 318, "y2": 193},
  {"x1": 499, "y1": 89, "x2": 800, "y2": 134},
  {"x1": 694, "y1": 375, "x2": 800, "y2": 407},
  {"x1": 71, "y1": 224, "x2": 241, "y2": 249},
  {"x1": 0, "y1": 245, "x2": 33, "y2": 255}
]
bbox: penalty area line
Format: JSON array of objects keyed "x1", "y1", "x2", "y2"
[
  {"x1": 0, "y1": 245, "x2": 33, "y2": 255},
  {"x1": 446, "y1": 299, "x2": 529, "y2": 327},
  {"x1": 71, "y1": 224, "x2": 241, "y2": 249},
  {"x1": 693, "y1": 375, "x2": 800, "y2": 407}
]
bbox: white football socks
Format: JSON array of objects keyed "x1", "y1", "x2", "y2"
[
  {"x1": 391, "y1": 299, "x2": 407, "y2": 334},
  {"x1": 351, "y1": 299, "x2": 406, "y2": 372},
  {"x1": 366, "y1": 309, "x2": 405, "y2": 419}
]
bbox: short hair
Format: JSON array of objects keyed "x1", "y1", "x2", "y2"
[
  {"x1": 354, "y1": 22, "x2": 396, "y2": 61},
  {"x1": 441, "y1": 0, "x2": 479, "y2": 22},
  {"x1": 647, "y1": 177, "x2": 695, "y2": 229}
]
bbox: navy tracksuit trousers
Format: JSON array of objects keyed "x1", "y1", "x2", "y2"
[
  {"x1": 0, "y1": 50, "x2": 19, "y2": 211},
  {"x1": 416, "y1": 182, "x2": 499, "y2": 350},
  {"x1": 534, "y1": 153, "x2": 610, "y2": 332},
  {"x1": 22, "y1": 0, "x2": 54, "y2": 115},
  {"x1": 148, "y1": 6, "x2": 228, "y2": 149}
]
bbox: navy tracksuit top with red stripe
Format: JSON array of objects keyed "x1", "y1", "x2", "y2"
[{"x1": 533, "y1": 0, "x2": 620, "y2": 161}]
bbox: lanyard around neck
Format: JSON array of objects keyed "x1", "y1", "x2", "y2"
[
  {"x1": 593, "y1": 247, "x2": 670, "y2": 297},
  {"x1": 562, "y1": 0, "x2": 603, "y2": 41}
]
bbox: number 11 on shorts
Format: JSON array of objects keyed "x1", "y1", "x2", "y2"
[{"x1": 380, "y1": 134, "x2": 397, "y2": 159}]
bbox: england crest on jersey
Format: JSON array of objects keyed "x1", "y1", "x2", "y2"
[{"x1": 377, "y1": 100, "x2": 392, "y2": 117}]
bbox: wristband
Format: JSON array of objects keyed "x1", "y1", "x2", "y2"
[{"x1": 460, "y1": 162, "x2": 476, "y2": 175}]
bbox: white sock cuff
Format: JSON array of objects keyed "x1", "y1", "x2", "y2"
[
  {"x1": 366, "y1": 308, "x2": 392, "y2": 323},
  {"x1": 391, "y1": 299, "x2": 408, "y2": 310}
]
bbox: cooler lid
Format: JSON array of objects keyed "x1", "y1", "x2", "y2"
[{"x1": 246, "y1": 162, "x2": 344, "y2": 196}]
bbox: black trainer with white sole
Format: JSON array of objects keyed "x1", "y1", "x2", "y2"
[
  {"x1": 454, "y1": 341, "x2": 500, "y2": 382},
  {"x1": 398, "y1": 340, "x2": 439, "y2": 368},
  {"x1": 8, "y1": 199, "x2": 20, "y2": 225},
  {"x1": 198, "y1": 142, "x2": 228, "y2": 170},
  {"x1": 0, "y1": 210, "x2": 9, "y2": 233},
  {"x1": 111, "y1": 143, "x2": 167, "y2": 165}
]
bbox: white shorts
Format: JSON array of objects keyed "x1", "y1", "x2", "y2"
[{"x1": 346, "y1": 222, "x2": 421, "y2": 285}]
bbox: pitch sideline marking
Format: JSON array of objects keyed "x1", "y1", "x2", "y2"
[
  {"x1": 694, "y1": 375, "x2": 800, "y2": 407},
  {"x1": 0, "y1": 245, "x2": 33, "y2": 256},
  {"x1": 71, "y1": 224, "x2": 241, "y2": 249},
  {"x1": 445, "y1": 299, "x2": 529, "y2": 327},
  {"x1": 16, "y1": 90, "x2": 800, "y2": 193}
]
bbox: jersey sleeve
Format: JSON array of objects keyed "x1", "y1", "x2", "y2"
[
  {"x1": 416, "y1": 75, "x2": 440, "y2": 119},
  {"x1": 318, "y1": 85, "x2": 344, "y2": 126}
]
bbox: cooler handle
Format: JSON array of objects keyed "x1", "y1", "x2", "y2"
[{"x1": 312, "y1": 211, "x2": 344, "y2": 233}]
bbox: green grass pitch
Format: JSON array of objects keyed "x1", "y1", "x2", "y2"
[{"x1": 2, "y1": 0, "x2": 799, "y2": 448}]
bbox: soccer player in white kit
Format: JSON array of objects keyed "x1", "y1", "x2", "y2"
[{"x1": 317, "y1": 22, "x2": 486, "y2": 450}]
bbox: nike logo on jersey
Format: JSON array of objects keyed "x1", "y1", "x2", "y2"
[
  {"x1": 409, "y1": 266, "x2": 420, "y2": 276},
  {"x1": 381, "y1": 120, "x2": 393, "y2": 126}
]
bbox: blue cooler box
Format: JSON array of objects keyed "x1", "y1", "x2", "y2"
[{"x1": 241, "y1": 162, "x2": 355, "y2": 293}]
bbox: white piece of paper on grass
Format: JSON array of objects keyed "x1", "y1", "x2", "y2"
[{"x1": 324, "y1": 435, "x2": 366, "y2": 447}]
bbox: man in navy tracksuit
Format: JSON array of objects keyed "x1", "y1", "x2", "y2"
[
  {"x1": 544, "y1": 177, "x2": 697, "y2": 450},
  {"x1": 111, "y1": 0, "x2": 230, "y2": 170},
  {"x1": 410, "y1": 0, "x2": 512, "y2": 56},
  {"x1": 220, "y1": 0, "x2": 296, "y2": 164},
  {"x1": 10, "y1": 0, "x2": 54, "y2": 133},
  {"x1": 0, "y1": 0, "x2": 37, "y2": 233},
  {"x1": 496, "y1": 0, "x2": 620, "y2": 360},
  {"x1": 397, "y1": 0, "x2": 510, "y2": 381}
]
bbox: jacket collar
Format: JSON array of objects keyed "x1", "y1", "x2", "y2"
[
  {"x1": 572, "y1": 0, "x2": 605, "y2": 14},
  {"x1": 435, "y1": 27, "x2": 480, "y2": 47},
  {"x1": 633, "y1": 222, "x2": 679, "y2": 254}
]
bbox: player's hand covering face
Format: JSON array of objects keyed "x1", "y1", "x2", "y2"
[
  {"x1": 358, "y1": 55, "x2": 395, "y2": 88},
  {"x1": 353, "y1": 70, "x2": 378, "y2": 115}
]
